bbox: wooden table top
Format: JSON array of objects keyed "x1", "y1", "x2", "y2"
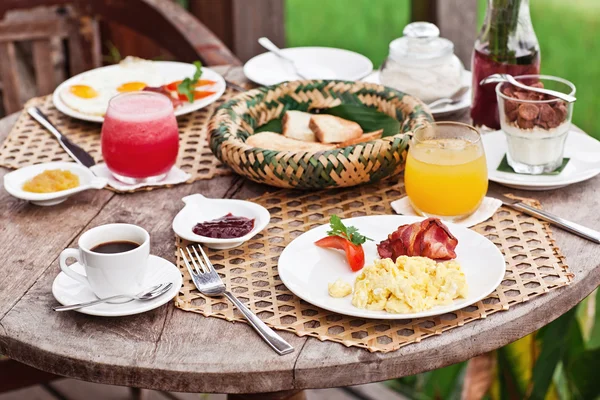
[{"x1": 0, "y1": 65, "x2": 598, "y2": 395}]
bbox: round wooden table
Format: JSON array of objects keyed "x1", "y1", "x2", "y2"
[{"x1": 0, "y1": 66, "x2": 599, "y2": 399}]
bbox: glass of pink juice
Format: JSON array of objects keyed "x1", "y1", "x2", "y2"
[{"x1": 101, "y1": 92, "x2": 179, "y2": 184}]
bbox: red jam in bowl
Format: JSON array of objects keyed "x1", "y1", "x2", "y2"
[{"x1": 192, "y1": 213, "x2": 255, "y2": 239}]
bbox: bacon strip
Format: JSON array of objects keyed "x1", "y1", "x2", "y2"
[
  {"x1": 377, "y1": 218, "x2": 458, "y2": 260},
  {"x1": 142, "y1": 86, "x2": 183, "y2": 108}
]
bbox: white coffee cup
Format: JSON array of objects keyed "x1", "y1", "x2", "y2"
[{"x1": 59, "y1": 224, "x2": 150, "y2": 298}]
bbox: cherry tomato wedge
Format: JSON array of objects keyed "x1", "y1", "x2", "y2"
[
  {"x1": 165, "y1": 80, "x2": 217, "y2": 91},
  {"x1": 177, "y1": 91, "x2": 216, "y2": 101},
  {"x1": 314, "y1": 236, "x2": 365, "y2": 271}
]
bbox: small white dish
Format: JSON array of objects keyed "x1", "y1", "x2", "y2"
[
  {"x1": 362, "y1": 70, "x2": 472, "y2": 118},
  {"x1": 90, "y1": 163, "x2": 191, "y2": 191},
  {"x1": 3, "y1": 161, "x2": 107, "y2": 206},
  {"x1": 244, "y1": 47, "x2": 373, "y2": 86},
  {"x1": 278, "y1": 215, "x2": 506, "y2": 320},
  {"x1": 390, "y1": 196, "x2": 502, "y2": 228},
  {"x1": 172, "y1": 194, "x2": 270, "y2": 249},
  {"x1": 52, "y1": 62, "x2": 226, "y2": 123},
  {"x1": 483, "y1": 129, "x2": 600, "y2": 191},
  {"x1": 52, "y1": 254, "x2": 182, "y2": 317}
]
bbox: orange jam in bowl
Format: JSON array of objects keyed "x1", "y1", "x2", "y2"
[{"x1": 22, "y1": 169, "x2": 80, "y2": 193}]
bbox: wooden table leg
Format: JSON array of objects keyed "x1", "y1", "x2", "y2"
[{"x1": 228, "y1": 390, "x2": 306, "y2": 400}]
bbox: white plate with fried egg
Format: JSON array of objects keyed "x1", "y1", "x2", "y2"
[
  {"x1": 278, "y1": 215, "x2": 506, "y2": 319},
  {"x1": 52, "y1": 57, "x2": 226, "y2": 123}
]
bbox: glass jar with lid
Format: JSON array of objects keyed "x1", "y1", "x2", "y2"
[{"x1": 380, "y1": 22, "x2": 464, "y2": 103}]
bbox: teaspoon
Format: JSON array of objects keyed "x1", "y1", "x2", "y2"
[
  {"x1": 480, "y1": 73, "x2": 576, "y2": 103},
  {"x1": 427, "y1": 86, "x2": 470, "y2": 109},
  {"x1": 53, "y1": 282, "x2": 173, "y2": 311}
]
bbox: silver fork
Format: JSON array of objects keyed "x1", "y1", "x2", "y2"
[{"x1": 179, "y1": 244, "x2": 294, "y2": 355}]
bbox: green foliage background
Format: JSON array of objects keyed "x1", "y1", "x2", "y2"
[{"x1": 286, "y1": 0, "x2": 600, "y2": 141}]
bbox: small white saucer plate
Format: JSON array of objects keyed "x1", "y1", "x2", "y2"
[
  {"x1": 244, "y1": 47, "x2": 373, "y2": 86},
  {"x1": 3, "y1": 161, "x2": 107, "y2": 206},
  {"x1": 483, "y1": 129, "x2": 600, "y2": 191},
  {"x1": 172, "y1": 194, "x2": 270, "y2": 249},
  {"x1": 390, "y1": 196, "x2": 502, "y2": 228},
  {"x1": 362, "y1": 70, "x2": 472, "y2": 118},
  {"x1": 52, "y1": 255, "x2": 182, "y2": 317},
  {"x1": 278, "y1": 215, "x2": 506, "y2": 320},
  {"x1": 52, "y1": 62, "x2": 226, "y2": 123}
]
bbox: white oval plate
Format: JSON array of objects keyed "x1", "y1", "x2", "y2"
[
  {"x1": 3, "y1": 161, "x2": 107, "y2": 206},
  {"x1": 172, "y1": 194, "x2": 270, "y2": 249},
  {"x1": 362, "y1": 70, "x2": 472, "y2": 118},
  {"x1": 483, "y1": 129, "x2": 600, "y2": 191},
  {"x1": 244, "y1": 47, "x2": 373, "y2": 86},
  {"x1": 52, "y1": 255, "x2": 182, "y2": 317},
  {"x1": 278, "y1": 215, "x2": 505, "y2": 320},
  {"x1": 52, "y1": 61, "x2": 226, "y2": 123}
]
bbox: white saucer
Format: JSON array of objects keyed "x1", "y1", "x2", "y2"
[
  {"x1": 390, "y1": 196, "x2": 502, "y2": 228},
  {"x1": 244, "y1": 47, "x2": 373, "y2": 86},
  {"x1": 362, "y1": 70, "x2": 472, "y2": 118},
  {"x1": 483, "y1": 129, "x2": 600, "y2": 191},
  {"x1": 52, "y1": 255, "x2": 183, "y2": 317}
]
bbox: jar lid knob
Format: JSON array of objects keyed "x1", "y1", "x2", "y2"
[{"x1": 403, "y1": 22, "x2": 440, "y2": 39}]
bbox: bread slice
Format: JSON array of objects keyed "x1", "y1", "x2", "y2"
[
  {"x1": 282, "y1": 111, "x2": 316, "y2": 142},
  {"x1": 246, "y1": 132, "x2": 335, "y2": 152},
  {"x1": 309, "y1": 115, "x2": 363, "y2": 143},
  {"x1": 337, "y1": 129, "x2": 384, "y2": 148}
]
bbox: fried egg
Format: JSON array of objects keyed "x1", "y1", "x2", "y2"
[
  {"x1": 59, "y1": 57, "x2": 165, "y2": 116},
  {"x1": 352, "y1": 256, "x2": 468, "y2": 314},
  {"x1": 59, "y1": 81, "x2": 115, "y2": 116}
]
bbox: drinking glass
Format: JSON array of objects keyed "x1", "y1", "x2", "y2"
[
  {"x1": 404, "y1": 122, "x2": 488, "y2": 222},
  {"x1": 496, "y1": 74, "x2": 575, "y2": 174},
  {"x1": 101, "y1": 91, "x2": 179, "y2": 184}
]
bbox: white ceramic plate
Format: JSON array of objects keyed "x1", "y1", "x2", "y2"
[
  {"x1": 172, "y1": 194, "x2": 270, "y2": 249},
  {"x1": 483, "y1": 129, "x2": 600, "y2": 191},
  {"x1": 244, "y1": 47, "x2": 373, "y2": 86},
  {"x1": 362, "y1": 70, "x2": 472, "y2": 118},
  {"x1": 3, "y1": 161, "x2": 107, "y2": 206},
  {"x1": 52, "y1": 255, "x2": 182, "y2": 317},
  {"x1": 278, "y1": 215, "x2": 505, "y2": 320},
  {"x1": 52, "y1": 62, "x2": 226, "y2": 123}
]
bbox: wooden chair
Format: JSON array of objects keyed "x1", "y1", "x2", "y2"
[
  {"x1": 0, "y1": 0, "x2": 240, "y2": 114},
  {"x1": 0, "y1": 0, "x2": 239, "y2": 394}
]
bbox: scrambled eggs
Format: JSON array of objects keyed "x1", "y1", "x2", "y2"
[
  {"x1": 351, "y1": 256, "x2": 468, "y2": 313},
  {"x1": 328, "y1": 279, "x2": 353, "y2": 298}
]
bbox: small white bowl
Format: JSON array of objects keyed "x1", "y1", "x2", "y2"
[
  {"x1": 3, "y1": 161, "x2": 107, "y2": 206},
  {"x1": 172, "y1": 194, "x2": 270, "y2": 249}
]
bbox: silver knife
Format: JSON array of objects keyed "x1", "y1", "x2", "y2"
[
  {"x1": 27, "y1": 107, "x2": 96, "y2": 168},
  {"x1": 492, "y1": 193, "x2": 600, "y2": 244},
  {"x1": 225, "y1": 80, "x2": 247, "y2": 92}
]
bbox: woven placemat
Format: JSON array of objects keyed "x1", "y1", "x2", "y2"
[
  {"x1": 174, "y1": 183, "x2": 573, "y2": 353},
  {"x1": 0, "y1": 93, "x2": 233, "y2": 192}
]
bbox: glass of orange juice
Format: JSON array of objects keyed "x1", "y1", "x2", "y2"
[{"x1": 404, "y1": 122, "x2": 488, "y2": 222}]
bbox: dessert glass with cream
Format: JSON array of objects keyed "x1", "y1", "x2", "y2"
[
  {"x1": 496, "y1": 75, "x2": 576, "y2": 174},
  {"x1": 380, "y1": 22, "x2": 464, "y2": 103}
]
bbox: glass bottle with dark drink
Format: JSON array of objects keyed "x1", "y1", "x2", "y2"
[{"x1": 471, "y1": 0, "x2": 540, "y2": 129}]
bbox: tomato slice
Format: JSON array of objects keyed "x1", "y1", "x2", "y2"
[
  {"x1": 177, "y1": 91, "x2": 216, "y2": 101},
  {"x1": 165, "y1": 79, "x2": 216, "y2": 92},
  {"x1": 165, "y1": 80, "x2": 182, "y2": 92},
  {"x1": 314, "y1": 236, "x2": 365, "y2": 271}
]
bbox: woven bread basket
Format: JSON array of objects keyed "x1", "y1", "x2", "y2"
[{"x1": 208, "y1": 80, "x2": 432, "y2": 189}]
